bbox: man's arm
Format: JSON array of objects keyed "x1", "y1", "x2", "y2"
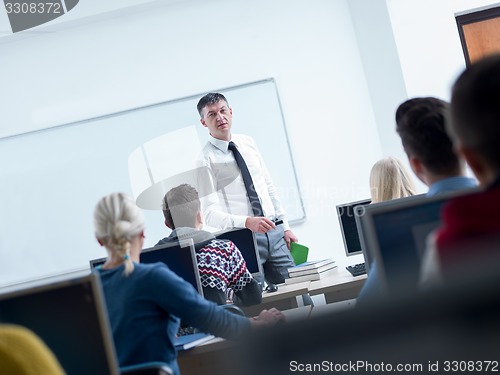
[
  {"x1": 196, "y1": 161, "x2": 247, "y2": 229},
  {"x1": 197, "y1": 158, "x2": 276, "y2": 233},
  {"x1": 245, "y1": 216, "x2": 277, "y2": 233}
]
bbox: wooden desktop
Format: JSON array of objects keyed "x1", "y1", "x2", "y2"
[
  {"x1": 178, "y1": 270, "x2": 366, "y2": 375},
  {"x1": 308, "y1": 266, "x2": 367, "y2": 303},
  {"x1": 177, "y1": 306, "x2": 313, "y2": 375},
  {"x1": 241, "y1": 281, "x2": 310, "y2": 316}
]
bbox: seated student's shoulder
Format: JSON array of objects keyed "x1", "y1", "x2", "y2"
[{"x1": 435, "y1": 187, "x2": 500, "y2": 264}]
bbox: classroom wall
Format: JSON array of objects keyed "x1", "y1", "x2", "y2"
[
  {"x1": 386, "y1": 0, "x2": 500, "y2": 99},
  {"x1": 384, "y1": 0, "x2": 497, "y2": 181},
  {"x1": 0, "y1": 0, "x2": 495, "y2": 285},
  {"x1": 348, "y1": 0, "x2": 416, "y2": 186}
]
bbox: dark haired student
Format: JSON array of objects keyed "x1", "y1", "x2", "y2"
[
  {"x1": 421, "y1": 55, "x2": 500, "y2": 285},
  {"x1": 357, "y1": 97, "x2": 477, "y2": 305},
  {"x1": 156, "y1": 183, "x2": 262, "y2": 307},
  {"x1": 395, "y1": 96, "x2": 476, "y2": 196}
]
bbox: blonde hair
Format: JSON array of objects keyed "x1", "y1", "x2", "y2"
[
  {"x1": 93, "y1": 193, "x2": 145, "y2": 276},
  {"x1": 369, "y1": 157, "x2": 417, "y2": 203}
]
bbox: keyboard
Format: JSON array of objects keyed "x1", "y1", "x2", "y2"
[
  {"x1": 346, "y1": 263, "x2": 366, "y2": 277},
  {"x1": 177, "y1": 325, "x2": 197, "y2": 337}
]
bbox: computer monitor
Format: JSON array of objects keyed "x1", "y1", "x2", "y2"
[
  {"x1": 357, "y1": 192, "x2": 466, "y2": 294},
  {"x1": 140, "y1": 238, "x2": 204, "y2": 297},
  {"x1": 336, "y1": 198, "x2": 371, "y2": 257},
  {"x1": 0, "y1": 273, "x2": 120, "y2": 375},
  {"x1": 89, "y1": 239, "x2": 203, "y2": 297},
  {"x1": 214, "y1": 227, "x2": 264, "y2": 280},
  {"x1": 89, "y1": 256, "x2": 106, "y2": 269}
]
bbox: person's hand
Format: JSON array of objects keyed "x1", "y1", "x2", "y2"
[
  {"x1": 249, "y1": 308, "x2": 285, "y2": 328},
  {"x1": 284, "y1": 230, "x2": 298, "y2": 249},
  {"x1": 245, "y1": 216, "x2": 276, "y2": 233}
]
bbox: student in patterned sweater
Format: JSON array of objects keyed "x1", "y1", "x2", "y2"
[
  {"x1": 420, "y1": 54, "x2": 500, "y2": 286},
  {"x1": 156, "y1": 184, "x2": 262, "y2": 307}
]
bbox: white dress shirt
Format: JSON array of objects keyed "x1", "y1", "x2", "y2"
[{"x1": 197, "y1": 133, "x2": 289, "y2": 231}]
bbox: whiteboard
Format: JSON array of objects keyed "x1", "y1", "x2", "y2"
[{"x1": 0, "y1": 78, "x2": 305, "y2": 287}]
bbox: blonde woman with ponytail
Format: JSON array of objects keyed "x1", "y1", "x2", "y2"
[
  {"x1": 93, "y1": 193, "x2": 284, "y2": 375},
  {"x1": 369, "y1": 156, "x2": 417, "y2": 203},
  {"x1": 94, "y1": 192, "x2": 145, "y2": 276}
]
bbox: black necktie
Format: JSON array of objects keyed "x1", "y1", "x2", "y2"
[{"x1": 228, "y1": 141, "x2": 263, "y2": 217}]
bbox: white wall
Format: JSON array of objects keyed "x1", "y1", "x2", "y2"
[
  {"x1": 348, "y1": 0, "x2": 426, "y2": 194},
  {"x1": 387, "y1": 0, "x2": 500, "y2": 99},
  {"x1": 0, "y1": 0, "x2": 382, "y2": 285},
  {"x1": 385, "y1": 0, "x2": 499, "y2": 181}
]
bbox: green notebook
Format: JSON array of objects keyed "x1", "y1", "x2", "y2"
[{"x1": 290, "y1": 242, "x2": 309, "y2": 265}]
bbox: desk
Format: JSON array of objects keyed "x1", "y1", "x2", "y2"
[
  {"x1": 178, "y1": 272, "x2": 365, "y2": 374},
  {"x1": 177, "y1": 306, "x2": 312, "y2": 375},
  {"x1": 177, "y1": 337, "x2": 234, "y2": 375},
  {"x1": 241, "y1": 281, "x2": 310, "y2": 316},
  {"x1": 308, "y1": 267, "x2": 367, "y2": 304}
]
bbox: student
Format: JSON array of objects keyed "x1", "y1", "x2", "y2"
[
  {"x1": 156, "y1": 184, "x2": 262, "y2": 307},
  {"x1": 395, "y1": 97, "x2": 477, "y2": 196},
  {"x1": 421, "y1": 55, "x2": 500, "y2": 285},
  {"x1": 195, "y1": 92, "x2": 298, "y2": 286},
  {"x1": 369, "y1": 156, "x2": 417, "y2": 203},
  {"x1": 357, "y1": 156, "x2": 417, "y2": 304},
  {"x1": 93, "y1": 192, "x2": 284, "y2": 374},
  {"x1": 357, "y1": 97, "x2": 477, "y2": 304}
]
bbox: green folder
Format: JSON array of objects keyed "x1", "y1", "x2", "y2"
[{"x1": 290, "y1": 242, "x2": 309, "y2": 265}]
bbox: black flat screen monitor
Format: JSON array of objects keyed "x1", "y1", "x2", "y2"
[
  {"x1": 140, "y1": 238, "x2": 203, "y2": 296},
  {"x1": 0, "y1": 273, "x2": 120, "y2": 375},
  {"x1": 358, "y1": 192, "x2": 469, "y2": 294},
  {"x1": 214, "y1": 227, "x2": 263, "y2": 280},
  {"x1": 336, "y1": 198, "x2": 371, "y2": 257},
  {"x1": 90, "y1": 239, "x2": 203, "y2": 296}
]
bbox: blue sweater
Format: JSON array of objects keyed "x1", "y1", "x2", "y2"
[{"x1": 98, "y1": 262, "x2": 250, "y2": 374}]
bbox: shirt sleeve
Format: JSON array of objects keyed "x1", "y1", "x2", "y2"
[
  {"x1": 196, "y1": 155, "x2": 248, "y2": 229},
  {"x1": 147, "y1": 264, "x2": 250, "y2": 339}
]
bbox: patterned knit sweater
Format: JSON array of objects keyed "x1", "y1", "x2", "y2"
[{"x1": 156, "y1": 227, "x2": 261, "y2": 306}]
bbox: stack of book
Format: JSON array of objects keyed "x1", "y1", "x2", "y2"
[{"x1": 285, "y1": 258, "x2": 337, "y2": 284}]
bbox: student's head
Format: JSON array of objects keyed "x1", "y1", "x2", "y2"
[
  {"x1": 395, "y1": 97, "x2": 462, "y2": 186},
  {"x1": 369, "y1": 156, "x2": 417, "y2": 203},
  {"x1": 197, "y1": 93, "x2": 232, "y2": 141},
  {"x1": 449, "y1": 54, "x2": 500, "y2": 186},
  {"x1": 162, "y1": 184, "x2": 202, "y2": 230},
  {"x1": 94, "y1": 193, "x2": 145, "y2": 276}
]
